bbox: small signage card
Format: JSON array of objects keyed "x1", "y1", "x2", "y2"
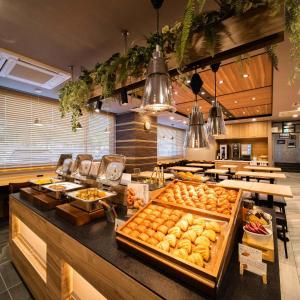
[
  {"x1": 239, "y1": 243, "x2": 267, "y2": 284},
  {"x1": 126, "y1": 183, "x2": 149, "y2": 216},
  {"x1": 114, "y1": 218, "x2": 126, "y2": 231},
  {"x1": 121, "y1": 173, "x2": 132, "y2": 185}
]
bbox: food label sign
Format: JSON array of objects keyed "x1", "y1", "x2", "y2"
[{"x1": 126, "y1": 183, "x2": 149, "y2": 210}]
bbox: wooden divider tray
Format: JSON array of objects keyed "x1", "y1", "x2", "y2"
[{"x1": 116, "y1": 192, "x2": 242, "y2": 293}]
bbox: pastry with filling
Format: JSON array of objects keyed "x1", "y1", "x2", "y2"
[
  {"x1": 177, "y1": 239, "x2": 192, "y2": 254},
  {"x1": 139, "y1": 212, "x2": 147, "y2": 219},
  {"x1": 142, "y1": 220, "x2": 151, "y2": 227},
  {"x1": 189, "y1": 225, "x2": 204, "y2": 236},
  {"x1": 130, "y1": 230, "x2": 140, "y2": 238},
  {"x1": 182, "y1": 230, "x2": 197, "y2": 243},
  {"x1": 168, "y1": 226, "x2": 182, "y2": 238},
  {"x1": 157, "y1": 225, "x2": 169, "y2": 235},
  {"x1": 176, "y1": 219, "x2": 189, "y2": 232},
  {"x1": 152, "y1": 222, "x2": 160, "y2": 230},
  {"x1": 164, "y1": 234, "x2": 177, "y2": 248},
  {"x1": 127, "y1": 222, "x2": 137, "y2": 230},
  {"x1": 195, "y1": 235, "x2": 211, "y2": 247},
  {"x1": 164, "y1": 220, "x2": 176, "y2": 229},
  {"x1": 146, "y1": 228, "x2": 155, "y2": 237},
  {"x1": 157, "y1": 240, "x2": 170, "y2": 252},
  {"x1": 144, "y1": 208, "x2": 153, "y2": 214},
  {"x1": 139, "y1": 233, "x2": 149, "y2": 242},
  {"x1": 173, "y1": 248, "x2": 188, "y2": 260},
  {"x1": 187, "y1": 253, "x2": 204, "y2": 267},
  {"x1": 122, "y1": 227, "x2": 132, "y2": 235},
  {"x1": 193, "y1": 245, "x2": 210, "y2": 262},
  {"x1": 205, "y1": 221, "x2": 221, "y2": 233},
  {"x1": 153, "y1": 231, "x2": 165, "y2": 242},
  {"x1": 147, "y1": 237, "x2": 159, "y2": 246},
  {"x1": 193, "y1": 218, "x2": 206, "y2": 227},
  {"x1": 181, "y1": 213, "x2": 194, "y2": 225},
  {"x1": 134, "y1": 217, "x2": 143, "y2": 225},
  {"x1": 155, "y1": 218, "x2": 165, "y2": 225},
  {"x1": 168, "y1": 214, "x2": 180, "y2": 222},
  {"x1": 136, "y1": 225, "x2": 147, "y2": 233},
  {"x1": 152, "y1": 210, "x2": 161, "y2": 217},
  {"x1": 202, "y1": 229, "x2": 217, "y2": 242}
]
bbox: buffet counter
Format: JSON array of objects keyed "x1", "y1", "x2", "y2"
[{"x1": 9, "y1": 193, "x2": 280, "y2": 300}]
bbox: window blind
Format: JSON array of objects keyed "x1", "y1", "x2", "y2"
[
  {"x1": 157, "y1": 125, "x2": 185, "y2": 159},
  {"x1": 0, "y1": 89, "x2": 115, "y2": 167}
]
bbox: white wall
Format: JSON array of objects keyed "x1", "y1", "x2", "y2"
[{"x1": 184, "y1": 139, "x2": 216, "y2": 161}]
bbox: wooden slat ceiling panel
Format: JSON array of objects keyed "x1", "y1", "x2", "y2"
[
  {"x1": 200, "y1": 53, "x2": 272, "y2": 96},
  {"x1": 230, "y1": 104, "x2": 272, "y2": 118}
]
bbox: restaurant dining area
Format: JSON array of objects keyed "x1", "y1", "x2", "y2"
[{"x1": 0, "y1": 0, "x2": 300, "y2": 299}]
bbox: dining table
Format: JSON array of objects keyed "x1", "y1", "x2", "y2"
[
  {"x1": 235, "y1": 171, "x2": 286, "y2": 184},
  {"x1": 243, "y1": 166, "x2": 282, "y2": 173},
  {"x1": 167, "y1": 166, "x2": 203, "y2": 173},
  {"x1": 204, "y1": 169, "x2": 228, "y2": 182}
]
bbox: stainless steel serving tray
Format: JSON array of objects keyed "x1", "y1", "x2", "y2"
[
  {"x1": 67, "y1": 188, "x2": 116, "y2": 212},
  {"x1": 41, "y1": 182, "x2": 83, "y2": 200}
]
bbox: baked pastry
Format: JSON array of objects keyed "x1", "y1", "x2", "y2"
[
  {"x1": 145, "y1": 214, "x2": 156, "y2": 222},
  {"x1": 136, "y1": 225, "x2": 147, "y2": 233},
  {"x1": 163, "y1": 208, "x2": 173, "y2": 215},
  {"x1": 154, "y1": 231, "x2": 165, "y2": 242},
  {"x1": 144, "y1": 208, "x2": 153, "y2": 214},
  {"x1": 193, "y1": 218, "x2": 206, "y2": 227},
  {"x1": 168, "y1": 226, "x2": 182, "y2": 238},
  {"x1": 139, "y1": 233, "x2": 149, "y2": 242},
  {"x1": 127, "y1": 222, "x2": 137, "y2": 230},
  {"x1": 146, "y1": 228, "x2": 155, "y2": 237},
  {"x1": 193, "y1": 245, "x2": 210, "y2": 262},
  {"x1": 139, "y1": 212, "x2": 147, "y2": 219},
  {"x1": 176, "y1": 219, "x2": 189, "y2": 232},
  {"x1": 182, "y1": 230, "x2": 197, "y2": 243},
  {"x1": 157, "y1": 240, "x2": 170, "y2": 252},
  {"x1": 168, "y1": 214, "x2": 180, "y2": 222},
  {"x1": 157, "y1": 225, "x2": 169, "y2": 235},
  {"x1": 147, "y1": 237, "x2": 159, "y2": 246},
  {"x1": 172, "y1": 210, "x2": 182, "y2": 217},
  {"x1": 152, "y1": 222, "x2": 160, "y2": 231},
  {"x1": 187, "y1": 253, "x2": 204, "y2": 267},
  {"x1": 155, "y1": 218, "x2": 165, "y2": 225},
  {"x1": 130, "y1": 230, "x2": 140, "y2": 238},
  {"x1": 161, "y1": 213, "x2": 170, "y2": 220},
  {"x1": 164, "y1": 234, "x2": 177, "y2": 248},
  {"x1": 122, "y1": 227, "x2": 132, "y2": 235},
  {"x1": 177, "y1": 239, "x2": 192, "y2": 254},
  {"x1": 205, "y1": 221, "x2": 221, "y2": 233},
  {"x1": 173, "y1": 248, "x2": 188, "y2": 260},
  {"x1": 181, "y1": 213, "x2": 194, "y2": 225},
  {"x1": 156, "y1": 206, "x2": 165, "y2": 212},
  {"x1": 142, "y1": 220, "x2": 151, "y2": 227},
  {"x1": 189, "y1": 225, "x2": 204, "y2": 236},
  {"x1": 134, "y1": 217, "x2": 143, "y2": 225},
  {"x1": 152, "y1": 210, "x2": 161, "y2": 217},
  {"x1": 202, "y1": 229, "x2": 217, "y2": 242},
  {"x1": 164, "y1": 220, "x2": 176, "y2": 229},
  {"x1": 195, "y1": 236, "x2": 211, "y2": 247}
]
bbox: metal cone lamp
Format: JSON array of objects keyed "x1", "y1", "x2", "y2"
[
  {"x1": 140, "y1": 0, "x2": 176, "y2": 113},
  {"x1": 184, "y1": 73, "x2": 209, "y2": 148},
  {"x1": 207, "y1": 63, "x2": 226, "y2": 136}
]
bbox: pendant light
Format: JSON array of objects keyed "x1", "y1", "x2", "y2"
[
  {"x1": 207, "y1": 63, "x2": 226, "y2": 136},
  {"x1": 33, "y1": 95, "x2": 43, "y2": 126},
  {"x1": 76, "y1": 122, "x2": 83, "y2": 130},
  {"x1": 140, "y1": 0, "x2": 176, "y2": 113},
  {"x1": 184, "y1": 73, "x2": 209, "y2": 148}
]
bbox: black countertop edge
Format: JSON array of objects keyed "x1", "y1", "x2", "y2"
[{"x1": 10, "y1": 193, "x2": 281, "y2": 300}]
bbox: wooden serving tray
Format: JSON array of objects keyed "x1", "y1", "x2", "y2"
[
  {"x1": 116, "y1": 195, "x2": 243, "y2": 293},
  {"x1": 56, "y1": 203, "x2": 105, "y2": 226},
  {"x1": 20, "y1": 187, "x2": 42, "y2": 203},
  {"x1": 32, "y1": 194, "x2": 62, "y2": 211}
]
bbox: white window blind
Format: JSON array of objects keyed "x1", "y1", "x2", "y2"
[
  {"x1": 0, "y1": 89, "x2": 115, "y2": 167},
  {"x1": 157, "y1": 125, "x2": 185, "y2": 159}
]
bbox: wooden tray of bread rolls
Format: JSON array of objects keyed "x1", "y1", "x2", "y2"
[{"x1": 116, "y1": 186, "x2": 243, "y2": 294}]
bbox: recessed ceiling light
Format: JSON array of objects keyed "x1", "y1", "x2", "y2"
[
  {"x1": 292, "y1": 114, "x2": 298, "y2": 118},
  {"x1": 187, "y1": 108, "x2": 190, "y2": 111},
  {"x1": 183, "y1": 121, "x2": 187, "y2": 124},
  {"x1": 243, "y1": 111, "x2": 246, "y2": 114},
  {"x1": 256, "y1": 110, "x2": 259, "y2": 113},
  {"x1": 218, "y1": 80, "x2": 223, "y2": 84},
  {"x1": 174, "y1": 91, "x2": 178, "y2": 95},
  {"x1": 186, "y1": 79, "x2": 191, "y2": 84},
  {"x1": 297, "y1": 107, "x2": 300, "y2": 111},
  {"x1": 243, "y1": 74, "x2": 249, "y2": 78},
  {"x1": 199, "y1": 106, "x2": 202, "y2": 109},
  {"x1": 201, "y1": 91, "x2": 205, "y2": 95},
  {"x1": 252, "y1": 97, "x2": 256, "y2": 100},
  {"x1": 234, "y1": 100, "x2": 238, "y2": 104},
  {"x1": 252, "y1": 118, "x2": 257, "y2": 121},
  {"x1": 169, "y1": 116, "x2": 174, "y2": 120}
]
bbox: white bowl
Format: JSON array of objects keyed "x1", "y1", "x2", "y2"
[
  {"x1": 243, "y1": 226, "x2": 273, "y2": 244},
  {"x1": 249, "y1": 210, "x2": 272, "y2": 230}
]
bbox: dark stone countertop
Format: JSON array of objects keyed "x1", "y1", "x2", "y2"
[{"x1": 11, "y1": 193, "x2": 280, "y2": 300}]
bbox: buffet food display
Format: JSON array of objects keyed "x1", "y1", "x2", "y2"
[
  {"x1": 175, "y1": 172, "x2": 208, "y2": 183},
  {"x1": 30, "y1": 177, "x2": 61, "y2": 185},
  {"x1": 156, "y1": 181, "x2": 238, "y2": 216}
]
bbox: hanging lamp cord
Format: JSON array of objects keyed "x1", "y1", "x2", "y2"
[
  {"x1": 156, "y1": 8, "x2": 159, "y2": 34},
  {"x1": 214, "y1": 70, "x2": 217, "y2": 107}
]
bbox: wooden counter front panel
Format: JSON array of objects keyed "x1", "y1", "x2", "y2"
[{"x1": 9, "y1": 196, "x2": 161, "y2": 300}]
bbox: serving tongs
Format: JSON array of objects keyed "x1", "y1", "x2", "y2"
[{"x1": 99, "y1": 200, "x2": 118, "y2": 223}]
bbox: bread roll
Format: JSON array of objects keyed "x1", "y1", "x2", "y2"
[
  {"x1": 134, "y1": 217, "x2": 143, "y2": 225},
  {"x1": 122, "y1": 227, "x2": 132, "y2": 235},
  {"x1": 130, "y1": 230, "x2": 140, "y2": 238},
  {"x1": 195, "y1": 236, "x2": 211, "y2": 247},
  {"x1": 187, "y1": 253, "x2": 204, "y2": 267},
  {"x1": 157, "y1": 240, "x2": 170, "y2": 252},
  {"x1": 202, "y1": 229, "x2": 217, "y2": 242},
  {"x1": 139, "y1": 233, "x2": 149, "y2": 242},
  {"x1": 177, "y1": 239, "x2": 192, "y2": 254},
  {"x1": 168, "y1": 226, "x2": 182, "y2": 238},
  {"x1": 182, "y1": 230, "x2": 197, "y2": 243},
  {"x1": 164, "y1": 234, "x2": 177, "y2": 248},
  {"x1": 153, "y1": 231, "x2": 165, "y2": 242},
  {"x1": 147, "y1": 237, "x2": 159, "y2": 246},
  {"x1": 136, "y1": 225, "x2": 147, "y2": 233},
  {"x1": 127, "y1": 222, "x2": 137, "y2": 230}
]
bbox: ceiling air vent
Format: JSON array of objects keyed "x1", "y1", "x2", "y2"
[{"x1": 0, "y1": 48, "x2": 70, "y2": 89}]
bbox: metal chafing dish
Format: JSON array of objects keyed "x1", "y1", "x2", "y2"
[
  {"x1": 30, "y1": 177, "x2": 62, "y2": 191},
  {"x1": 41, "y1": 182, "x2": 83, "y2": 200},
  {"x1": 55, "y1": 154, "x2": 73, "y2": 177},
  {"x1": 70, "y1": 154, "x2": 93, "y2": 182},
  {"x1": 67, "y1": 188, "x2": 116, "y2": 212}
]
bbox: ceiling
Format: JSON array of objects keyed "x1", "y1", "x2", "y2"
[{"x1": 173, "y1": 52, "x2": 273, "y2": 120}]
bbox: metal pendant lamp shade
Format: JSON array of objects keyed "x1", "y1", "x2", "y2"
[
  {"x1": 33, "y1": 117, "x2": 43, "y2": 126},
  {"x1": 141, "y1": 45, "x2": 176, "y2": 112},
  {"x1": 184, "y1": 73, "x2": 209, "y2": 148},
  {"x1": 184, "y1": 105, "x2": 209, "y2": 148},
  {"x1": 207, "y1": 62, "x2": 226, "y2": 136}
]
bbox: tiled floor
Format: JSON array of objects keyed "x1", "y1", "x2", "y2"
[
  {"x1": 0, "y1": 173, "x2": 299, "y2": 300},
  {"x1": 0, "y1": 223, "x2": 33, "y2": 300}
]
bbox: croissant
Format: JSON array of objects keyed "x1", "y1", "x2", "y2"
[
  {"x1": 176, "y1": 219, "x2": 189, "y2": 232},
  {"x1": 189, "y1": 225, "x2": 204, "y2": 236},
  {"x1": 147, "y1": 237, "x2": 159, "y2": 246},
  {"x1": 157, "y1": 225, "x2": 169, "y2": 235},
  {"x1": 129, "y1": 230, "x2": 140, "y2": 238},
  {"x1": 134, "y1": 217, "x2": 143, "y2": 225},
  {"x1": 154, "y1": 231, "x2": 165, "y2": 242},
  {"x1": 157, "y1": 240, "x2": 170, "y2": 252},
  {"x1": 205, "y1": 221, "x2": 221, "y2": 233},
  {"x1": 173, "y1": 248, "x2": 188, "y2": 260},
  {"x1": 136, "y1": 225, "x2": 147, "y2": 233},
  {"x1": 122, "y1": 227, "x2": 132, "y2": 235},
  {"x1": 168, "y1": 226, "x2": 182, "y2": 238},
  {"x1": 187, "y1": 253, "x2": 204, "y2": 267},
  {"x1": 195, "y1": 236, "x2": 211, "y2": 247},
  {"x1": 127, "y1": 222, "x2": 137, "y2": 230},
  {"x1": 193, "y1": 245, "x2": 210, "y2": 262},
  {"x1": 139, "y1": 233, "x2": 149, "y2": 242},
  {"x1": 177, "y1": 239, "x2": 192, "y2": 254},
  {"x1": 164, "y1": 234, "x2": 177, "y2": 248},
  {"x1": 202, "y1": 229, "x2": 217, "y2": 242},
  {"x1": 146, "y1": 228, "x2": 155, "y2": 237},
  {"x1": 182, "y1": 230, "x2": 197, "y2": 243},
  {"x1": 193, "y1": 218, "x2": 206, "y2": 227},
  {"x1": 164, "y1": 220, "x2": 176, "y2": 229},
  {"x1": 181, "y1": 213, "x2": 194, "y2": 225}
]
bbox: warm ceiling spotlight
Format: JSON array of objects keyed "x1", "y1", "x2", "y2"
[
  {"x1": 95, "y1": 100, "x2": 102, "y2": 113},
  {"x1": 256, "y1": 110, "x2": 259, "y2": 113},
  {"x1": 199, "y1": 106, "x2": 202, "y2": 109},
  {"x1": 297, "y1": 107, "x2": 300, "y2": 111},
  {"x1": 243, "y1": 74, "x2": 249, "y2": 78},
  {"x1": 218, "y1": 80, "x2": 223, "y2": 84},
  {"x1": 201, "y1": 91, "x2": 205, "y2": 95},
  {"x1": 252, "y1": 97, "x2": 256, "y2": 100},
  {"x1": 183, "y1": 121, "x2": 187, "y2": 124},
  {"x1": 252, "y1": 118, "x2": 257, "y2": 121},
  {"x1": 169, "y1": 116, "x2": 175, "y2": 120},
  {"x1": 186, "y1": 79, "x2": 191, "y2": 84},
  {"x1": 33, "y1": 118, "x2": 43, "y2": 126},
  {"x1": 292, "y1": 114, "x2": 298, "y2": 118},
  {"x1": 234, "y1": 100, "x2": 238, "y2": 104},
  {"x1": 174, "y1": 90, "x2": 178, "y2": 95},
  {"x1": 120, "y1": 88, "x2": 128, "y2": 105},
  {"x1": 76, "y1": 122, "x2": 83, "y2": 130},
  {"x1": 243, "y1": 111, "x2": 246, "y2": 114}
]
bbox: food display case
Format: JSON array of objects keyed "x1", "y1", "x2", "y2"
[{"x1": 116, "y1": 180, "x2": 242, "y2": 293}]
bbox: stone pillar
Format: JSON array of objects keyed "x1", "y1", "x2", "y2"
[{"x1": 115, "y1": 112, "x2": 157, "y2": 172}]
